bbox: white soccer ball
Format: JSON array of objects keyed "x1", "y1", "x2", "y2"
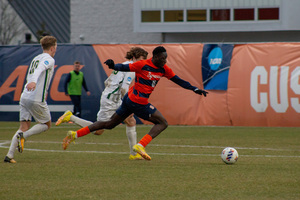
[{"x1": 221, "y1": 147, "x2": 239, "y2": 164}]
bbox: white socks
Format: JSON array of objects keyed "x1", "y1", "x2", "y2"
[
  {"x1": 126, "y1": 126, "x2": 137, "y2": 155},
  {"x1": 70, "y1": 115, "x2": 93, "y2": 127},
  {"x1": 23, "y1": 124, "x2": 48, "y2": 139},
  {"x1": 6, "y1": 130, "x2": 22, "y2": 159},
  {"x1": 6, "y1": 123, "x2": 48, "y2": 159}
]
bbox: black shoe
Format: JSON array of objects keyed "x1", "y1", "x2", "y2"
[{"x1": 4, "y1": 156, "x2": 16, "y2": 163}]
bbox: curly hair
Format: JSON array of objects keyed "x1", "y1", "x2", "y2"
[{"x1": 125, "y1": 47, "x2": 148, "y2": 60}]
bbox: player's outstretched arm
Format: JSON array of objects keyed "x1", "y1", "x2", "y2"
[
  {"x1": 170, "y1": 75, "x2": 208, "y2": 97},
  {"x1": 104, "y1": 59, "x2": 130, "y2": 71}
]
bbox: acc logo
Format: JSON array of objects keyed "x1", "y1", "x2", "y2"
[
  {"x1": 208, "y1": 47, "x2": 223, "y2": 70},
  {"x1": 127, "y1": 77, "x2": 132, "y2": 82},
  {"x1": 44, "y1": 60, "x2": 49, "y2": 65}
]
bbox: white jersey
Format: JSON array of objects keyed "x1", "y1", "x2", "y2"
[
  {"x1": 102, "y1": 60, "x2": 135, "y2": 103},
  {"x1": 97, "y1": 61, "x2": 134, "y2": 121},
  {"x1": 21, "y1": 53, "x2": 55, "y2": 102}
]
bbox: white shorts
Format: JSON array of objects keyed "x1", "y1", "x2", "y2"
[
  {"x1": 97, "y1": 97, "x2": 122, "y2": 122},
  {"x1": 19, "y1": 98, "x2": 51, "y2": 123}
]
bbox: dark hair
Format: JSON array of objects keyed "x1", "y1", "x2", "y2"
[
  {"x1": 74, "y1": 61, "x2": 81, "y2": 65},
  {"x1": 152, "y1": 46, "x2": 166, "y2": 56},
  {"x1": 125, "y1": 47, "x2": 148, "y2": 60}
]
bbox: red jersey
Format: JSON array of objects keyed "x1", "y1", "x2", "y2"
[{"x1": 128, "y1": 58, "x2": 175, "y2": 105}]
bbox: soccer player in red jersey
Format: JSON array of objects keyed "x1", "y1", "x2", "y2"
[{"x1": 62, "y1": 46, "x2": 208, "y2": 160}]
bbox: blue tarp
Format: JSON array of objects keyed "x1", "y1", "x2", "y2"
[{"x1": 201, "y1": 44, "x2": 234, "y2": 90}]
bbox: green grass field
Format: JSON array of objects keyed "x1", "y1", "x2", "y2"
[{"x1": 0, "y1": 122, "x2": 299, "y2": 200}]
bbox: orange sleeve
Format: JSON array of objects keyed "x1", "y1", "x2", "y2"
[
  {"x1": 164, "y1": 65, "x2": 176, "y2": 79},
  {"x1": 129, "y1": 60, "x2": 144, "y2": 72}
]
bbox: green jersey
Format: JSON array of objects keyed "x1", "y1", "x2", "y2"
[{"x1": 68, "y1": 71, "x2": 84, "y2": 95}]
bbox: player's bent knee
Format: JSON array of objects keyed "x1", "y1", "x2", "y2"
[
  {"x1": 124, "y1": 114, "x2": 136, "y2": 127},
  {"x1": 163, "y1": 120, "x2": 168, "y2": 129},
  {"x1": 125, "y1": 119, "x2": 136, "y2": 127},
  {"x1": 45, "y1": 121, "x2": 51, "y2": 129},
  {"x1": 160, "y1": 119, "x2": 168, "y2": 129}
]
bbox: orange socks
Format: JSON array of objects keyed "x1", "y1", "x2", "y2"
[
  {"x1": 76, "y1": 126, "x2": 91, "y2": 138},
  {"x1": 139, "y1": 134, "x2": 152, "y2": 147}
]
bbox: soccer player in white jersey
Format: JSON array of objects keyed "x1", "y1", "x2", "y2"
[
  {"x1": 4, "y1": 36, "x2": 57, "y2": 163},
  {"x1": 56, "y1": 47, "x2": 148, "y2": 160}
]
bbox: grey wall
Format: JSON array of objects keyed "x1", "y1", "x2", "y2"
[
  {"x1": 70, "y1": 0, "x2": 300, "y2": 44},
  {"x1": 70, "y1": 0, "x2": 162, "y2": 44},
  {"x1": 8, "y1": 0, "x2": 300, "y2": 45},
  {"x1": 163, "y1": 31, "x2": 300, "y2": 43}
]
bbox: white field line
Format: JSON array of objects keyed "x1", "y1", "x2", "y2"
[
  {"x1": 0, "y1": 140, "x2": 300, "y2": 158},
  {"x1": 0, "y1": 140, "x2": 299, "y2": 151}
]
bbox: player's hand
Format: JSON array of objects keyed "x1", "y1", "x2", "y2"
[
  {"x1": 194, "y1": 88, "x2": 208, "y2": 97},
  {"x1": 26, "y1": 82, "x2": 36, "y2": 91},
  {"x1": 104, "y1": 59, "x2": 115, "y2": 69}
]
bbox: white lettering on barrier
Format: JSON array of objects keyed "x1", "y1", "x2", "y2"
[
  {"x1": 269, "y1": 66, "x2": 289, "y2": 113},
  {"x1": 290, "y1": 67, "x2": 300, "y2": 112},
  {"x1": 250, "y1": 66, "x2": 268, "y2": 112},
  {"x1": 250, "y1": 66, "x2": 300, "y2": 113}
]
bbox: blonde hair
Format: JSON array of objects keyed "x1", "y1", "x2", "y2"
[
  {"x1": 40, "y1": 36, "x2": 57, "y2": 50},
  {"x1": 125, "y1": 47, "x2": 148, "y2": 60}
]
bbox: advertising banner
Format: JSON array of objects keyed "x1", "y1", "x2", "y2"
[
  {"x1": 0, "y1": 43, "x2": 299, "y2": 126},
  {"x1": 228, "y1": 43, "x2": 300, "y2": 126},
  {"x1": 202, "y1": 44, "x2": 234, "y2": 90},
  {"x1": 0, "y1": 44, "x2": 107, "y2": 122}
]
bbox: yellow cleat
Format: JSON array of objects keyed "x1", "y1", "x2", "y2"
[
  {"x1": 129, "y1": 153, "x2": 144, "y2": 160},
  {"x1": 56, "y1": 110, "x2": 73, "y2": 126},
  {"x1": 17, "y1": 132, "x2": 25, "y2": 153},
  {"x1": 62, "y1": 131, "x2": 77, "y2": 150},
  {"x1": 133, "y1": 144, "x2": 151, "y2": 161}
]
